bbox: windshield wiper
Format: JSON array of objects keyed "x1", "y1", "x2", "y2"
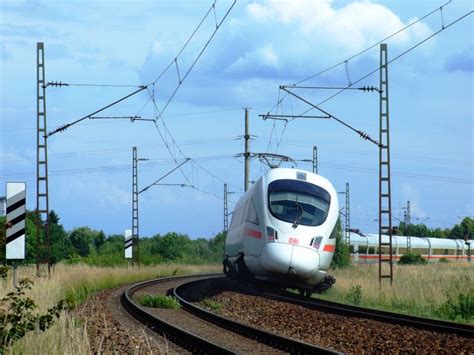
[{"x1": 292, "y1": 202, "x2": 304, "y2": 228}]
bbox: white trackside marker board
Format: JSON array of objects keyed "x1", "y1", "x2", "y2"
[
  {"x1": 6, "y1": 182, "x2": 26, "y2": 260},
  {"x1": 124, "y1": 229, "x2": 132, "y2": 258}
]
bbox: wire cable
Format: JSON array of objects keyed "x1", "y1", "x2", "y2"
[
  {"x1": 47, "y1": 86, "x2": 147, "y2": 137},
  {"x1": 291, "y1": 0, "x2": 453, "y2": 86}
]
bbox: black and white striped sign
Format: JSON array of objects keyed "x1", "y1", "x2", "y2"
[
  {"x1": 124, "y1": 229, "x2": 132, "y2": 259},
  {"x1": 6, "y1": 183, "x2": 26, "y2": 260}
]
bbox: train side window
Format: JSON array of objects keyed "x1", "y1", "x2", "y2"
[
  {"x1": 329, "y1": 222, "x2": 338, "y2": 239},
  {"x1": 246, "y1": 199, "x2": 259, "y2": 225},
  {"x1": 230, "y1": 205, "x2": 245, "y2": 230}
]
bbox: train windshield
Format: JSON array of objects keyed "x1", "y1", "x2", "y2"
[{"x1": 268, "y1": 179, "x2": 330, "y2": 227}]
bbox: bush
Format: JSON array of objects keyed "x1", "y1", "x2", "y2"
[
  {"x1": 399, "y1": 253, "x2": 427, "y2": 265},
  {"x1": 138, "y1": 295, "x2": 181, "y2": 309},
  {"x1": 439, "y1": 257, "x2": 449, "y2": 263},
  {"x1": 436, "y1": 289, "x2": 474, "y2": 321},
  {"x1": 0, "y1": 278, "x2": 67, "y2": 349},
  {"x1": 346, "y1": 285, "x2": 362, "y2": 305},
  {"x1": 331, "y1": 220, "x2": 351, "y2": 269}
]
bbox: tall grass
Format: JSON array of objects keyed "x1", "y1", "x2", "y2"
[
  {"x1": 320, "y1": 262, "x2": 474, "y2": 322},
  {"x1": 1, "y1": 263, "x2": 220, "y2": 354},
  {"x1": 1, "y1": 262, "x2": 471, "y2": 353}
]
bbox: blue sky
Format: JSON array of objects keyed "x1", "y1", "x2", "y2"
[{"x1": 1, "y1": 0, "x2": 473, "y2": 238}]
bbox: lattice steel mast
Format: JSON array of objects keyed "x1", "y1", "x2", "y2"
[
  {"x1": 345, "y1": 182, "x2": 350, "y2": 245},
  {"x1": 244, "y1": 108, "x2": 250, "y2": 192},
  {"x1": 224, "y1": 183, "x2": 229, "y2": 232},
  {"x1": 36, "y1": 42, "x2": 51, "y2": 277},
  {"x1": 378, "y1": 43, "x2": 393, "y2": 285},
  {"x1": 132, "y1": 147, "x2": 139, "y2": 266}
]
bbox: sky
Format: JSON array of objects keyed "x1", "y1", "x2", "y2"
[{"x1": 1, "y1": 0, "x2": 473, "y2": 239}]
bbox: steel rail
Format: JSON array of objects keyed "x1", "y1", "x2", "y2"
[
  {"x1": 121, "y1": 274, "x2": 233, "y2": 354},
  {"x1": 173, "y1": 278, "x2": 339, "y2": 354},
  {"x1": 263, "y1": 289, "x2": 474, "y2": 339}
]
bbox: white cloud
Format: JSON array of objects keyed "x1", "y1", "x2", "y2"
[
  {"x1": 227, "y1": 44, "x2": 279, "y2": 73},
  {"x1": 245, "y1": 0, "x2": 432, "y2": 55}
]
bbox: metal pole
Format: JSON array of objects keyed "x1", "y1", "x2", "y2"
[
  {"x1": 36, "y1": 42, "x2": 51, "y2": 277},
  {"x1": 313, "y1": 146, "x2": 318, "y2": 174},
  {"x1": 345, "y1": 182, "x2": 350, "y2": 245},
  {"x1": 407, "y1": 200, "x2": 411, "y2": 227},
  {"x1": 132, "y1": 147, "x2": 139, "y2": 266},
  {"x1": 224, "y1": 183, "x2": 228, "y2": 232},
  {"x1": 378, "y1": 43, "x2": 393, "y2": 285},
  {"x1": 12, "y1": 261, "x2": 18, "y2": 289},
  {"x1": 244, "y1": 108, "x2": 250, "y2": 192}
]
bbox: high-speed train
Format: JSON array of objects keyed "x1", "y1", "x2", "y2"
[{"x1": 224, "y1": 168, "x2": 339, "y2": 296}]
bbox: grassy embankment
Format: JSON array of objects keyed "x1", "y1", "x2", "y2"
[
  {"x1": 319, "y1": 262, "x2": 473, "y2": 323},
  {"x1": 1, "y1": 263, "x2": 220, "y2": 354},
  {"x1": 1, "y1": 262, "x2": 472, "y2": 353}
]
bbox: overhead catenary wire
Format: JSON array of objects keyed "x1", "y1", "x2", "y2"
[
  {"x1": 264, "y1": 1, "x2": 455, "y2": 118},
  {"x1": 148, "y1": 87, "x2": 243, "y2": 195},
  {"x1": 280, "y1": 86, "x2": 380, "y2": 146},
  {"x1": 263, "y1": 7, "x2": 472, "y2": 152},
  {"x1": 46, "y1": 82, "x2": 143, "y2": 88},
  {"x1": 283, "y1": 9, "x2": 473, "y2": 119},
  {"x1": 0, "y1": 137, "x2": 241, "y2": 163},
  {"x1": 291, "y1": 0, "x2": 454, "y2": 86},
  {"x1": 47, "y1": 85, "x2": 147, "y2": 137},
  {"x1": 116, "y1": 0, "x2": 241, "y2": 200},
  {"x1": 149, "y1": 0, "x2": 236, "y2": 123},
  {"x1": 0, "y1": 107, "x2": 243, "y2": 132},
  {"x1": 139, "y1": 158, "x2": 191, "y2": 194},
  {"x1": 0, "y1": 154, "x2": 242, "y2": 179}
]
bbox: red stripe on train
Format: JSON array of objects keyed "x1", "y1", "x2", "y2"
[
  {"x1": 356, "y1": 255, "x2": 469, "y2": 260},
  {"x1": 246, "y1": 228, "x2": 262, "y2": 239},
  {"x1": 323, "y1": 244, "x2": 335, "y2": 252}
]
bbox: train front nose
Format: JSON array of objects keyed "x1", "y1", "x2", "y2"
[{"x1": 261, "y1": 243, "x2": 319, "y2": 279}]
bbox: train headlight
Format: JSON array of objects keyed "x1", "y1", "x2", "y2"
[
  {"x1": 312, "y1": 236, "x2": 323, "y2": 249},
  {"x1": 266, "y1": 226, "x2": 278, "y2": 242}
]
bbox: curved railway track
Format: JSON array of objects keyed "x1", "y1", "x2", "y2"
[
  {"x1": 265, "y1": 287, "x2": 474, "y2": 338},
  {"x1": 121, "y1": 273, "x2": 337, "y2": 354},
  {"x1": 121, "y1": 274, "x2": 473, "y2": 353},
  {"x1": 183, "y1": 277, "x2": 473, "y2": 353}
]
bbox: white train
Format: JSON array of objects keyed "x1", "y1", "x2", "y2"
[
  {"x1": 349, "y1": 231, "x2": 472, "y2": 262},
  {"x1": 224, "y1": 168, "x2": 339, "y2": 296}
]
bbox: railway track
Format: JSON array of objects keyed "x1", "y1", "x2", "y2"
[
  {"x1": 172, "y1": 276, "x2": 474, "y2": 353},
  {"x1": 121, "y1": 273, "x2": 337, "y2": 354},
  {"x1": 266, "y1": 287, "x2": 474, "y2": 338}
]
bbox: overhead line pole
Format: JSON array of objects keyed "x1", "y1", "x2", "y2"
[
  {"x1": 244, "y1": 108, "x2": 250, "y2": 192},
  {"x1": 224, "y1": 184, "x2": 230, "y2": 233},
  {"x1": 36, "y1": 42, "x2": 51, "y2": 277},
  {"x1": 404, "y1": 200, "x2": 411, "y2": 252},
  {"x1": 378, "y1": 43, "x2": 393, "y2": 285},
  {"x1": 406, "y1": 200, "x2": 411, "y2": 227},
  {"x1": 224, "y1": 183, "x2": 236, "y2": 233},
  {"x1": 338, "y1": 184, "x2": 350, "y2": 245},
  {"x1": 131, "y1": 155, "x2": 189, "y2": 265},
  {"x1": 132, "y1": 147, "x2": 140, "y2": 266},
  {"x1": 345, "y1": 182, "x2": 350, "y2": 245}
]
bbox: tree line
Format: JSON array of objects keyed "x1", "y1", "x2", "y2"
[
  {"x1": 0, "y1": 211, "x2": 472, "y2": 266},
  {"x1": 396, "y1": 217, "x2": 473, "y2": 239},
  {"x1": 0, "y1": 210, "x2": 225, "y2": 266}
]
